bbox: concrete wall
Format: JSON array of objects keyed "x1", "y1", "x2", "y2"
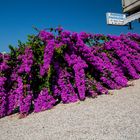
[{"x1": 122, "y1": 0, "x2": 140, "y2": 13}]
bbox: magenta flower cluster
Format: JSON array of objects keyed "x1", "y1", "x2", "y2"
[
  {"x1": 0, "y1": 27, "x2": 140, "y2": 118},
  {"x1": 40, "y1": 41, "x2": 55, "y2": 76},
  {"x1": 34, "y1": 88, "x2": 56, "y2": 112},
  {"x1": 17, "y1": 47, "x2": 33, "y2": 74}
]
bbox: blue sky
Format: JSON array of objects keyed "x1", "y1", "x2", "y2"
[{"x1": 0, "y1": 0, "x2": 140, "y2": 52}]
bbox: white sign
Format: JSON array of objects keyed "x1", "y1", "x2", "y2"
[{"x1": 106, "y1": 12, "x2": 126, "y2": 25}]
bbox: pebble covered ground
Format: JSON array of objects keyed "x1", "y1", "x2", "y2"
[{"x1": 0, "y1": 79, "x2": 140, "y2": 140}]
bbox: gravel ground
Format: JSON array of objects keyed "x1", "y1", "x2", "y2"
[{"x1": 0, "y1": 80, "x2": 140, "y2": 140}]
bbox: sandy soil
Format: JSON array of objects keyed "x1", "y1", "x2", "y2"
[{"x1": 0, "y1": 80, "x2": 140, "y2": 140}]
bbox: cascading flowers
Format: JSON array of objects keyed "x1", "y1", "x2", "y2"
[{"x1": 0, "y1": 27, "x2": 140, "y2": 118}]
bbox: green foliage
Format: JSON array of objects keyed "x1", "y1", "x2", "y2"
[
  {"x1": 55, "y1": 44, "x2": 67, "y2": 57},
  {"x1": 26, "y1": 35, "x2": 45, "y2": 64}
]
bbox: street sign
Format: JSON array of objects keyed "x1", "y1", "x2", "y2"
[{"x1": 106, "y1": 12, "x2": 126, "y2": 25}]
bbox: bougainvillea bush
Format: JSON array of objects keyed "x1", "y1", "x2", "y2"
[{"x1": 0, "y1": 27, "x2": 140, "y2": 118}]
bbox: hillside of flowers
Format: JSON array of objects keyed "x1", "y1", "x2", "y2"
[{"x1": 0, "y1": 27, "x2": 140, "y2": 118}]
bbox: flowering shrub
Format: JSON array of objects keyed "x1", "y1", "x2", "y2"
[{"x1": 0, "y1": 27, "x2": 140, "y2": 118}]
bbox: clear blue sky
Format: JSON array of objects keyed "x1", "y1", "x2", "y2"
[{"x1": 0, "y1": 0, "x2": 140, "y2": 52}]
